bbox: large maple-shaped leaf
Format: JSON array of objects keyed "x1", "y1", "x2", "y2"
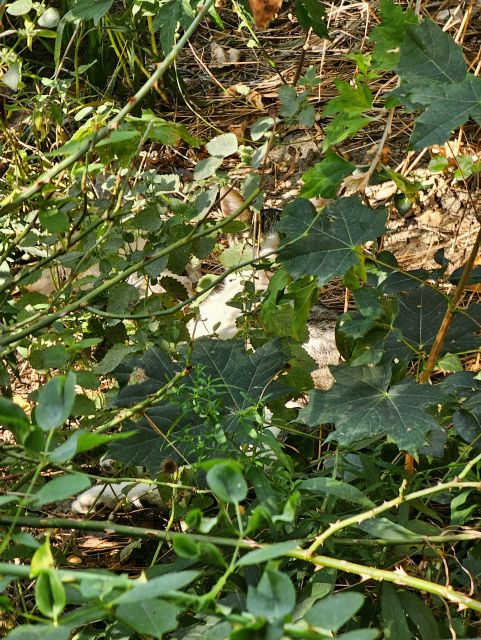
[
  {"x1": 403, "y1": 75, "x2": 481, "y2": 149},
  {"x1": 277, "y1": 197, "x2": 386, "y2": 286},
  {"x1": 381, "y1": 287, "x2": 481, "y2": 363},
  {"x1": 298, "y1": 364, "x2": 449, "y2": 456},
  {"x1": 109, "y1": 339, "x2": 295, "y2": 467},
  {"x1": 396, "y1": 19, "x2": 466, "y2": 85},
  {"x1": 369, "y1": 0, "x2": 418, "y2": 71}
]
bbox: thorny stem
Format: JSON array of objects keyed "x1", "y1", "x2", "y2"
[{"x1": 307, "y1": 480, "x2": 481, "y2": 556}]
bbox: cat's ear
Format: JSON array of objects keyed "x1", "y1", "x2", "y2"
[
  {"x1": 220, "y1": 186, "x2": 252, "y2": 224},
  {"x1": 247, "y1": 0, "x2": 282, "y2": 30}
]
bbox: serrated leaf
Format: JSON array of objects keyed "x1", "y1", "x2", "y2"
[
  {"x1": 107, "y1": 282, "x2": 140, "y2": 315},
  {"x1": 206, "y1": 133, "x2": 238, "y2": 158},
  {"x1": 298, "y1": 364, "x2": 449, "y2": 455},
  {"x1": 109, "y1": 340, "x2": 295, "y2": 467},
  {"x1": 322, "y1": 113, "x2": 372, "y2": 151},
  {"x1": 278, "y1": 85, "x2": 299, "y2": 118},
  {"x1": 152, "y1": 0, "x2": 185, "y2": 52},
  {"x1": 30, "y1": 344, "x2": 69, "y2": 371},
  {"x1": 95, "y1": 344, "x2": 136, "y2": 374},
  {"x1": 382, "y1": 287, "x2": 481, "y2": 364},
  {"x1": 194, "y1": 156, "x2": 223, "y2": 181},
  {"x1": 396, "y1": 18, "x2": 466, "y2": 84},
  {"x1": 277, "y1": 197, "x2": 386, "y2": 286},
  {"x1": 295, "y1": 0, "x2": 329, "y2": 40},
  {"x1": 369, "y1": 0, "x2": 418, "y2": 70},
  {"x1": 64, "y1": 0, "x2": 113, "y2": 24},
  {"x1": 400, "y1": 75, "x2": 481, "y2": 150},
  {"x1": 323, "y1": 79, "x2": 373, "y2": 116},
  {"x1": 300, "y1": 149, "x2": 355, "y2": 199}
]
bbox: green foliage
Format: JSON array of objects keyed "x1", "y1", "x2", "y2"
[{"x1": 2, "y1": 2, "x2": 481, "y2": 640}]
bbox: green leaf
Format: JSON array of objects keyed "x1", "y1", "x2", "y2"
[
  {"x1": 278, "y1": 85, "x2": 299, "y2": 118},
  {"x1": 453, "y1": 409, "x2": 481, "y2": 447},
  {"x1": 39, "y1": 209, "x2": 69, "y2": 233},
  {"x1": 30, "y1": 474, "x2": 91, "y2": 508},
  {"x1": 454, "y1": 154, "x2": 474, "y2": 181},
  {"x1": 354, "y1": 517, "x2": 418, "y2": 540},
  {"x1": 246, "y1": 570, "x2": 295, "y2": 621},
  {"x1": 381, "y1": 582, "x2": 411, "y2": 640},
  {"x1": 299, "y1": 477, "x2": 375, "y2": 507},
  {"x1": 35, "y1": 570, "x2": 66, "y2": 620},
  {"x1": 251, "y1": 116, "x2": 275, "y2": 141},
  {"x1": 95, "y1": 344, "x2": 136, "y2": 375},
  {"x1": 153, "y1": 0, "x2": 192, "y2": 52},
  {"x1": 305, "y1": 592, "x2": 364, "y2": 633},
  {"x1": 369, "y1": 0, "x2": 418, "y2": 71},
  {"x1": 173, "y1": 537, "x2": 200, "y2": 559},
  {"x1": 30, "y1": 539, "x2": 54, "y2": 575},
  {"x1": 339, "y1": 632, "x2": 380, "y2": 640},
  {"x1": 76, "y1": 370, "x2": 99, "y2": 390},
  {"x1": 107, "y1": 282, "x2": 140, "y2": 316},
  {"x1": 116, "y1": 600, "x2": 180, "y2": 639},
  {"x1": 2, "y1": 63, "x2": 20, "y2": 91},
  {"x1": 109, "y1": 339, "x2": 294, "y2": 468},
  {"x1": 384, "y1": 168, "x2": 419, "y2": 201},
  {"x1": 277, "y1": 197, "x2": 386, "y2": 286},
  {"x1": 64, "y1": 0, "x2": 113, "y2": 24},
  {"x1": 428, "y1": 155, "x2": 449, "y2": 173},
  {"x1": 194, "y1": 156, "x2": 223, "y2": 181},
  {"x1": 36, "y1": 372, "x2": 76, "y2": 431},
  {"x1": 38, "y1": 7, "x2": 60, "y2": 27},
  {"x1": 6, "y1": 0, "x2": 32, "y2": 16},
  {"x1": 236, "y1": 541, "x2": 299, "y2": 566},
  {"x1": 322, "y1": 113, "x2": 372, "y2": 151},
  {"x1": 298, "y1": 364, "x2": 449, "y2": 456},
  {"x1": 6, "y1": 626, "x2": 71, "y2": 640},
  {"x1": 404, "y1": 75, "x2": 481, "y2": 150},
  {"x1": 206, "y1": 133, "x2": 238, "y2": 158},
  {"x1": 396, "y1": 19, "x2": 466, "y2": 84},
  {"x1": 49, "y1": 429, "x2": 132, "y2": 462},
  {"x1": 30, "y1": 343, "x2": 69, "y2": 371},
  {"x1": 0, "y1": 397, "x2": 30, "y2": 444},
  {"x1": 396, "y1": 590, "x2": 439, "y2": 640},
  {"x1": 382, "y1": 287, "x2": 481, "y2": 364},
  {"x1": 295, "y1": 0, "x2": 329, "y2": 40},
  {"x1": 436, "y1": 353, "x2": 463, "y2": 372},
  {"x1": 114, "y1": 571, "x2": 199, "y2": 604},
  {"x1": 300, "y1": 149, "x2": 355, "y2": 199},
  {"x1": 207, "y1": 462, "x2": 247, "y2": 503},
  {"x1": 324, "y1": 79, "x2": 373, "y2": 116}
]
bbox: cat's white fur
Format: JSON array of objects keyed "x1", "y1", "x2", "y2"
[{"x1": 71, "y1": 482, "x2": 168, "y2": 514}]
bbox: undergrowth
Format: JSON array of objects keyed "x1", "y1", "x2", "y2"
[{"x1": 2, "y1": 0, "x2": 481, "y2": 639}]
